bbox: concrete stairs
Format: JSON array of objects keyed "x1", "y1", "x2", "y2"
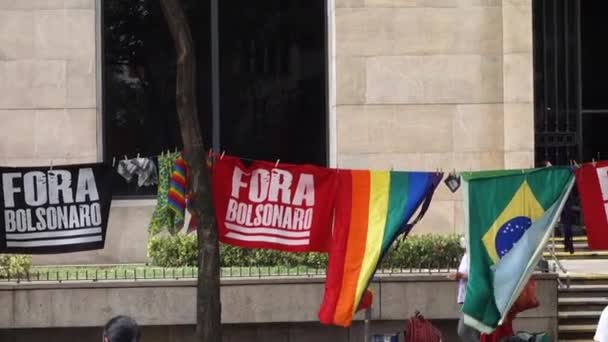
[{"x1": 548, "y1": 236, "x2": 608, "y2": 342}]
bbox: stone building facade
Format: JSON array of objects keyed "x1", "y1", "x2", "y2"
[{"x1": 0, "y1": 0, "x2": 534, "y2": 264}]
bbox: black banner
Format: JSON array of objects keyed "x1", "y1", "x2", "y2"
[{"x1": 0, "y1": 163, "x2": 113, "y2": 254}]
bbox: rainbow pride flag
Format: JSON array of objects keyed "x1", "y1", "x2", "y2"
[
  {"x1": 318, "y1": 170, "x2": 442, "y2": 327},
  {"x1": 168, "y1": 156, "x2": 187, "y2": 227}
]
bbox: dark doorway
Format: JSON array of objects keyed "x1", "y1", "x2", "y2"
[{"x1": 534, "y1": 0, "x2": 608, "y2": 166}]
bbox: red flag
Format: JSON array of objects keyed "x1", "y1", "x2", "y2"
[
  {"x1": 212, "y1": 155, "x2": 337, "y2": 252},
  {"x1": 576, "y1": 161, "x2": 608, "y2": 249}
]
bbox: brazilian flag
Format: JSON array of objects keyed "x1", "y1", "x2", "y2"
[{"x1": 461, "y1": 167, "x2": 574, "y2": 333}]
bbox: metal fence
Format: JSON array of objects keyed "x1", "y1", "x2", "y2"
[{"x1": 0, "y1": 263, "x2": 459, "y2": 283}]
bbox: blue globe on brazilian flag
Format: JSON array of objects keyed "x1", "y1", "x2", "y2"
[{"x1": 461, "y1": 167, "x2": 574, "y2": 333}]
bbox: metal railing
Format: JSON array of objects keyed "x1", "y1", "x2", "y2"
[{"x1": 0, "y1": 261, "x2": 461, "y2": 283}]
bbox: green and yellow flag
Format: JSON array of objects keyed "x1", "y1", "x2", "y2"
[{"x1": 462, "y1": 167, "x2": 574, "y2": 333}]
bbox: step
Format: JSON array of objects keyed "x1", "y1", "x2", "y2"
[
  {"x1": 558, "y1": 297, "x2": 608, "y2": 312},
  {"x1": 560, "y1": 284, "x2": 608, "y2": 298},
  {"x1": 559, "y1": 297, "x2": 608, "y2": 305},
  {"x1": 558, "y1": 324, "x2": 597, "y2": 341},
  {"x1": 548, "y1": 247, "x2": 591, "y2": 253},
  {"x1": 560, "y1": 311, "x2": 603, "y2": 319},
  {"x1": 562, "y1": 274, "x2": 608, "y2": 285},
  {"x1": 545, "y1": 251, "x2": 608, "y2": 259},
  {"x1": 559, "y1": 324, "x2": 597, "y2": 333},
  {"x1": 547, "y1": 243, "x2": 590, "y2": 250},
  {"x1": 559, "y1": 310, "x2": 602, "y2": 325},
  {"x1": 550, "y1": 236, "x2": 588, "y2": 242},
  {"x1": 548, "y1": 241, "x2": 589, "y2": 246}
]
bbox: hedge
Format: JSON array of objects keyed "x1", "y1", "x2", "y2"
[
  {"x1": 0, "y1": 254, "x2": 32, "y2": 279},
  {"x1": 148, "y1": 233, "x2": 464, "y2": 269}
]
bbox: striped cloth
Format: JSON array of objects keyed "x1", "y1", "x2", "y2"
[
  {"x1": 168, "y1": 156, "x2": 187, "y2": 230},
  {"x1": 149, "y1": 152, "x2": 181, "y2": 235},
  {"x1": 318, "y1": 170, "x2": 442, "y2": 327}
]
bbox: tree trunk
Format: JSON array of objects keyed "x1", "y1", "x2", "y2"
[{"x1": 159, "y1": 1, "x2": 222, "y2": 341}]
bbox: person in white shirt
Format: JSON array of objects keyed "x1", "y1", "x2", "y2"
[
  {"x1": 595, "y1": 305, "x2": 608, "y2": 342},
  {"x1": 449, "y1": 237, "x2": 480, "y2": 342}
]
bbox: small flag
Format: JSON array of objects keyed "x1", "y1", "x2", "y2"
[
  {"x1": 318, "y1": 170, "x2": 442, "y2": 327},
  {"x1": 168, "y1": 156, "x2": 187, "y2": 228},
  {"x1": 462, "y1": 167, "x2": 574, "y2": 333},
  {"x1": 575, "y1": 161, "x2": 608, "y2": 249}
]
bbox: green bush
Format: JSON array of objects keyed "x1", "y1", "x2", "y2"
[
  {"x1": 0, "y1": 254, "x2": 32, "y2": 279},
  {"x1": 148, "y1": 234, "x2": 198, "y2": 267},
  {"x1": 148, "y1": 233, "x2": 463, "y2": 269},
  {"x1": 380, "y1": 234, "x2": 463, "y2": 269}
]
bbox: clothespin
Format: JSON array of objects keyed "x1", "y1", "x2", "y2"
[
  {"x1": 49, "y1": 160, "x2": 54, "y2": 171},
  {"x1": 137, "y1": 153, "x2": 140, "y2": 159},
  {"x1": 275, "y1": 159, "x2": 280, "y2": 168},
  {"x1": 124, "y1": 155, "x2": 128, "y2": 161},
  {"x1": 112, "y1": 157, "x2": 116, "y2": 167},
  {"x1": 593, "y1": 158, "x2": 597, "y2": 167},
  {"x1": 220, "y1": 151, "x2": 226, "y2": 160}
]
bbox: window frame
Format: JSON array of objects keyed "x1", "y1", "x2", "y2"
[{"x1": 96, "y1": 0, "x2": 336, "y2": 200}]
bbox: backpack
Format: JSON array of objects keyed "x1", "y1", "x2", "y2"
[{"x1": 404, "y1": 311, "x2": 442, "y2": 342}]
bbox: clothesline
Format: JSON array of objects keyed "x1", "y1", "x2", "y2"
[{"x1": 108, "y1": 148, "x2": 602, "y2": 177}]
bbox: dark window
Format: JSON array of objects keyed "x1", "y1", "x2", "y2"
[
  {"x1": 103, "y1": 0, "x2": 328, "y2": 198},
  {"x1": 581, "y1": 1, "x2": 608, "y2": 110},
  {"x1": 580, "y1": 1, "x2": 608, "y2": 162}
]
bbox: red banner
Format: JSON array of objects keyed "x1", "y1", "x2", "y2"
[
  {"x1": 576, "y1": 161, "x2": 608, "y2": 250},
  {"x1": 213, "y1": 156, "x2": 337, "y2": 252}
]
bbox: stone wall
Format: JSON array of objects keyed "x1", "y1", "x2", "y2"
[
  {"x1": 0, "y1": 274, "x2": 558, "y2": 341},
  {"x1": 0, "y1": 0, "x2": 97, "y2": 166},
  {"x1": 333, "y1": 0, "x2": 534, "y2": 235}
]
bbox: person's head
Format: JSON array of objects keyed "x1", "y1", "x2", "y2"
[{"x1": 103, "y1": 316, "x2": 140, "y2": 342}]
